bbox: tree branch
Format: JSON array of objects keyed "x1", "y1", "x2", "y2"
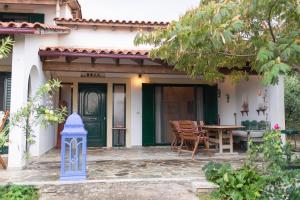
[
  {"x1": 291, "y1": 64, "x2": 300, "y2": 73},
  {"x1": 216, "y1": 52, "x2": 256, "y2": 57},
  {"x1": 267, "y1": 3, "x2": 277, "y2": 43},
  {"x1": 189, "y1": 51, "x2": 256, "y2": 57}
]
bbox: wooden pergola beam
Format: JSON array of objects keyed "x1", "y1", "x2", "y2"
[
  {"x1": 43, "y1": 62, "x2": 182, "y2": 75},
  {"x1": 65, "y1": 56, "x2": 78, "y2": 63},
  {"x1": 131, "y1": 59, "x2": 144, "y2": 66}
]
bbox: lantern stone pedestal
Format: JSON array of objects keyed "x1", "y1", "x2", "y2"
[{"x1": 60, "y1": 113, "x2": 87, "y2": 181}]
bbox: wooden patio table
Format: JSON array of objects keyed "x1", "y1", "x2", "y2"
[{"x1": 202, "y1": 125, "x2": 244, "y2": 154}]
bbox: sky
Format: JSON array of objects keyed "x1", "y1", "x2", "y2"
[{"x1": 78, "y1": 0, "x2": 200, "y2": 21}]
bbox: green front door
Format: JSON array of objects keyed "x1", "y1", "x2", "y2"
[
  {"x1": 78, "y1": 84, "x2": 107, "y2": 147},
  {"x1": 142, "y1": 84, "x2": 156, "y2": 146}
]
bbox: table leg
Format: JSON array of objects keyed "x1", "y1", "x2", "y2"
[
  {"x1": 229, "y1": 131, "x2": 233, "y2": 153},
  {"x1": 295, "y1": 135, "x2": 297, "y2": 150},
  {"x1": 219, "y1": 130, "x2": 223, "y2": 153}
]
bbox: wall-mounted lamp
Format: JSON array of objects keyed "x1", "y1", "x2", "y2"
[{"x1": 136, "y1": 74, "x2": 143, "y2": 85}]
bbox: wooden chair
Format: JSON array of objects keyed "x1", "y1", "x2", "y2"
[
  {"x1": 199, "y1": 120, "x2": 219, "y2": 150},
  {"x1": 169, "y1": 120, "x2": 181, "y2": 151},
  {"x1": 177, "y1": 120, "x2": 209, "y2": 160},
  {"x1": 0, "y1": 111, "x2": 9, "y2": 169}
]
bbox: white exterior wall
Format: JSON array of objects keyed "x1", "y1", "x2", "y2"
[
  {"x1": 59, "y1": 4, "x2": 73, "y2": 19},
  {"x1": 58, "y1": 27, "x2": 149, "y2": 50},
  {"x1": 130, "y1": 76, "x2": 143, "y2": 147},
  {"x1": 218, "y1": 77, "x2": 237, "y2": 125},
  {"x1": 8, "y1": 35, "x2": 27, "y2": 169},
  {"x1": 218, "y1": 76, "x2": 285, "y2": 130},
  {"x1": 8, "y1": 34, "x2": 58, "y2": 169}
]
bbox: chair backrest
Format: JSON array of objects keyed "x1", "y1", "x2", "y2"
[
  {"x1": 199, "y1": 121, "x2": 205, "y2": 131},
  {"x1": 169, "y1": 120, "x2": 181, "y2": 138},
  {"x1": 178, "y1": 120, "x2": 195, "y2": 130},
  {"x1": 0, "y1": 111, "x2": 9, "y2": 132}
]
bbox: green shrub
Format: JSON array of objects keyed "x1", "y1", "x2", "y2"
[
  {"x1": 0, "y1": 185, "x2": 39, "y2": 200},
  {"x1": 203, "y1": 162, "x2": 265, "y2": 200},
  {"x1": 203, "y1": 127, "x2": 300, "y2": 200}
]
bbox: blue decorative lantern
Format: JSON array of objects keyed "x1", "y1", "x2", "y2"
[{"x1": 60, "y1": 113, "x2": 87, "y2": 181}]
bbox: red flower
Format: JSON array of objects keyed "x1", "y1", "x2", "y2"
[{"x1": 274, "y1": 123, "x2": 280, "y2": 130}]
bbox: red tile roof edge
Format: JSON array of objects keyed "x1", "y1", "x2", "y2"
[
  {"x1": 40, "y1": 47, "x2": 149, "y2": 55},
  {"x1": 39, "y1": 47, "x2": 151, "y2": 60},
  {"x1": 0, "y1": 22, "x2": 70, "y2": 34},
  {"x1": 54, "y1": 18, "x2": 169, "y2": 28}
]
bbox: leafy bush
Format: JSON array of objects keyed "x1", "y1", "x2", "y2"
[
  {"x1": 203, "y1": 126, "x2": 300, "y2": 200},
  {"x1": 203, "y1": 162, "x2": 265, "y2": 200},
  {"x1": 0, "y1": 185, "x2": 39, "y2": 200}
]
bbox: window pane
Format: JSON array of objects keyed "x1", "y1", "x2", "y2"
[{"x1": 113, "y1": 84, "x2": 126, "y2": 128}]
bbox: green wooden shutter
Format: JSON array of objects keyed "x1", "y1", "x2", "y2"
[
  {"x1": 203, "y1": 85, "x2": 218, "y2": 125},
  {"x1": 4, "y1": 75, "x2": 11, "y2": 111},
  {"x1": 142, "y1": 84, "x2": 156, "y2": 146},
  {"x1": 29, "y1": 13, "x2": 44, "y2": 23}
]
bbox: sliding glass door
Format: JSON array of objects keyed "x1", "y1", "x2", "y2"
[{"x1": 143, "y1": 84, "x2": 210, "y2": 146}]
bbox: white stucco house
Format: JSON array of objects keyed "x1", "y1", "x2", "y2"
[{"x1": 0, "y1": 0, "x2": 285, "y2": 169}]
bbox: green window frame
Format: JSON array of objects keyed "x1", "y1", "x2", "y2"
[
  {"x1": 0, "y1": 12, "x2": 45, "y2": 23},
  {"x1": 0, "y1": 72, "x2": 11, "y2": 111}
]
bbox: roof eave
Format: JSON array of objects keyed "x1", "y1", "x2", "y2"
[
  {"x1": 0, "y1": 27, "x2": 70, "y2": 35},
  {"x1": 0, "y1": 27, "x2": 35, "y2": 34},
  {"x1": 39, "y1": 49, "x2": 149, "y2": 60},
  {"x1": 55, "y1": 21, "x2": 168, "y2": 29}
]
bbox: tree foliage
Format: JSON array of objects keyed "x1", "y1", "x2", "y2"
[
  {"x1": 135, "y1": 0, "x2": 300, "y2": 84},
  {"x1": 285, "y1": 74, "x2": 300, "y2": 130},
  {"x1": 0, "y1": 37, "x2": 13, "y2": 59}
]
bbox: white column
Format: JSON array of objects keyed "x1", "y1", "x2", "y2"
[
  {"x1": 130, "y1": 76, "x2": 142, "y2": 147},
  {"x1": 107, "y1": 83, "x2": 113, "y2": 148},
  {"x1": 7, "y1": 36, "x2": 28, "y2": 169},
  {"x1": 218, "y1": 77, "x2": 237, "y2": 125},
  {"x1": 268, "y1": 76, "x2": 286, "y2": 143}
]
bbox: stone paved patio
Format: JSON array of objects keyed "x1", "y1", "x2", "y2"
[{"x1": 0, "y1": 147, "x2": 246, "y2": 199}]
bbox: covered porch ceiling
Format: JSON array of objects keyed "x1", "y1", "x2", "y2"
[
  {"x1": 39, "y1": 47, "x2": 178, "y2": 74},
  {"x1": 39, "y1": 47, "x2": 256, "y2": 75}
]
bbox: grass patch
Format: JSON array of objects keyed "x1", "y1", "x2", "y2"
[{"x1": 0, "y1": 185, "x2": 39, "y2": 200}]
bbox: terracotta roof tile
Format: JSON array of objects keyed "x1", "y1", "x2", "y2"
[
  {"x1": 40, "y1": 47, "x2": 149, "y2": 56},
  {"x1": 39, "y1": 47, "x2": 151, "y2": 60},
  {"x1": 0, "y1": 22, "x2": 70, "y2": 34},
  {"x1": 54, "y1": 18, "x2": 169, "y2": 28}
]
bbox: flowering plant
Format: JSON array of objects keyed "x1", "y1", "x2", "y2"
[{"x1": 0, "y1": 79, "x2": 67, "y2": 158}]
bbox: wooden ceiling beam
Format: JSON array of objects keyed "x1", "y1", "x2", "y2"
[
  {"x1": 65, "y1": 56, "x2": 78, "y2": 63},
  {"x1": 131, "y1": 59, "x2": 144, "y2": 66},
  {"x1": 114, "y1": 58, "x2": 120, "y2": 66},
  {"x1": 43, "y1": 62, "x2": 182, "y2": 75},
  {"x1": 91, "y1": 57, "x2": 96, "y2": 65}
]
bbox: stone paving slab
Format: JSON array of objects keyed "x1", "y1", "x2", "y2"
[
  {"x1": 38, "y1": 181, "x2": 198, "y2": 200},
  {"x1": 32, "y1": 147, "x2": 247, "y2": 162},
  {"x1": 0, "y1": 148, "x2": 246, "y2": 199},
  {"x1": 0, "y1": 159, "x2": 244, "y2": 183}
]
